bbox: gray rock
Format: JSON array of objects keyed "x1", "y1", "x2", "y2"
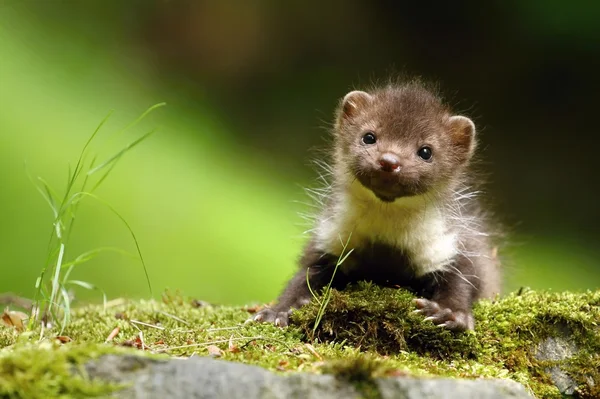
[
  {"x1": 377, "y1": 378, "x2": 533, "y2": 399},
  {"x1": 84, "y1": 354, "x2": 533, "y2": 399},
  {"x1": 86, "y1": 355, "x2": 362, "y2": 399},
  {"x1": 535, "y1": 325, "x2": 580, "y2": 395}
]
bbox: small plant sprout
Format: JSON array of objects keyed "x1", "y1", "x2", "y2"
[
  {"x1": 27, "y1": 103, "x2": 165, "y2": 334},
  {"x1": 308, "y1": 232, "x2": 354, "y2": 340}
]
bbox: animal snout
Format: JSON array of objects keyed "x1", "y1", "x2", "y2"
[{"x1": 378, "y1": 153, "x2": 401, "y2": 172}]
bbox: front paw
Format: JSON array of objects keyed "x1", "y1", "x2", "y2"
[
  {"x1": 251, "y1": 307, "x2": 291, "y2": 327},
  {"x1": 413, "y1": 298, "x2": 474, "y2": 331}
]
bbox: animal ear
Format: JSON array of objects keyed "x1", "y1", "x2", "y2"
[
  {"x1": 448, "y1": 115, "x2": 476, "y2": 162},
  {"x1": 340, "y1": 90, "x2": 372, "y2": 120}
]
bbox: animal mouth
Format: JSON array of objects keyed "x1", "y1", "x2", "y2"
[
  {"x1": 356, "y1": 168, "x2": 426, "y2": 202},
  {"x1": 357, "y1": 174, "x2": 405, "y2": 202},
  {"x1": 373, "y1": 191, "x2": 397, "y2": 202}
]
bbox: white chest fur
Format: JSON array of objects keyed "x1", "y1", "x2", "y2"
[{"x1": 314, "y1": 181, "x2": 458, "y2": 276}]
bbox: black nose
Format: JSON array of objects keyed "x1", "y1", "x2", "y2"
[{"x1": 378, "y1": 153, "x2": 401, "y2": 172}]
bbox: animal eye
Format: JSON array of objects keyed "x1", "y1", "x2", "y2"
[
  {"x1": 362, "y1": 132, "x2": 377, "y2": 145},
  {"x1": 417, "y1": 146, "x2": 433, "y2": 161}
]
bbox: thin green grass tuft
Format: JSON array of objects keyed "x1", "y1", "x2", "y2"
[
  {"x1": 308, "y1": 233, "x2": 354, "y2": 340},
  {"x1": 27, "y1": 103, "x2": 165, "y2": 334}
]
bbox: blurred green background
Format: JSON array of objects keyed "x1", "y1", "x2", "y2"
[{"x1": 1, "y1": 1, "x2": 599, "y2": 305}]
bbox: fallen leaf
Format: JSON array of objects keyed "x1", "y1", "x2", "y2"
[
  {"x1": 207, "y1": 345, "x2": 222, "y2": 358},
  {"x1": 1, "y1": 308, "x2": 28, "y2": 331},
  {"x1": 228, "y1": 335, "x2": 241, "y2": 353},
  {"x1": 121, "y1": 335, "x2": 144, "y2": 349},
  {"x1": 55, "y1": 336, "x2": 72, "y2": 344},
  {"x1": 105, "y1": 327, "x2": 120, "y2": 342}
]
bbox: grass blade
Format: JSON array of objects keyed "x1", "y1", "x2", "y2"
[
  {"x1": 59, "y1": 287, "x2": 71, "y2": 334},
  {"x1": 61, "y1": 110, "x2": 115, "y2": 210},
  {"x1": 337, "y1": 248, "x2": 355, "y2": 267},
  {"x1": 90, "y1": 155, "x2": 120, "y2": 193},
  {"x1": 37, "y1": 177, "x2": 61, "y2": 217},
  {"x1": 61, "y1": 192, "x2": 153, "y2": 296},
  {"x1": 60, "y1": 247, "x2": 137, "y2": 270},
  {"x1": 87, "y1": 128, "x2": 156, "y2": 176},
  {"x1": 312, "y1": 233, "x2": 353, "y2": 339},
  {"x1": 306, "y1": 267, "x2": 322, "y2": 305},
  {"x1": 24, "y1": 163, "x2": 59, "y2": 219},
  {"x1": 65, "y1": 280, "x2": 108, "y2": 309},
  {"x1": 98, "y1": 102, "x2": 165, "y2": 154},
  {"x1": 120, "y1": 103, "x2": 166, "y2": 134},
  {"x1": 28, "y1": 105, "x2": 161, "y2": 332},
  {"x1": 48, "y1": 242, "x2": 66, "y2": 322}
]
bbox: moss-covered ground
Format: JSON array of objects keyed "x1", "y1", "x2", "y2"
[{"x1": 1, "y1": 285, "x2": 599, "y2": 398}]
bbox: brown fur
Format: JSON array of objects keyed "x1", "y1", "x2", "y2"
[{"x1": 253, "y1": 80, "x2": 501, "y2": 332}]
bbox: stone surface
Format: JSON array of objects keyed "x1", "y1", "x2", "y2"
[
  {"x1": 535, "y1": 324, "x2": 580, "y2": 396},
  {"x1": 84, "y1": 354, "x2": 534, "y2": 399},
  {"x1": 377, "y1": 378, "x2": 533, "y2": 399}
]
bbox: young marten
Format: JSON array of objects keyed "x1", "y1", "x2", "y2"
[{"x1": 253, "y1": 80, "x2": 501, "y2": 331}]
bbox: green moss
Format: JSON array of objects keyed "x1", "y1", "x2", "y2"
[
  {"x1": 293, "y1": 283, "x2": 600, "y2": 398},
  {"x1": 1, "y1": 287, "x2": 599, "y2": 398},
  {"x1": 0, "y1": 339, "x2": 126, "y2": 398},
  {"x1": 321, "y1": 355, "x2": 384, "y2": 399},
  {"x1": 292, "y1": 282, "x2": 479, "y2": 357},
  {"x1": 564, "y1": 350, "x2": 600, "y2": 397}
]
